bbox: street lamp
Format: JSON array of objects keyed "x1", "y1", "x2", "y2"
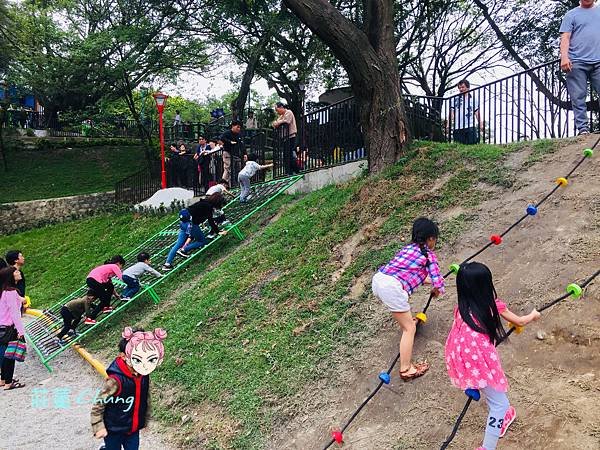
[{"x1": 153, "y1": 92, "x2": 168, "y2": 189}]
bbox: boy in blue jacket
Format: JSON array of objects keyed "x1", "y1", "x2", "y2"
[{"x1": 162, "y1": 209, "x2": 193, "y2": 271}]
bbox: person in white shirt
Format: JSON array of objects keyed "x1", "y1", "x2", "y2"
[
  {"x1": 237, "y1": 154, "x2": 273, "y2": 203},
  {"x1": 245, "y1": 110, "x2": 258, "y2": 129},
  {"x1": 205, "y1": 181, "x2": 234, "y2": 226},
  {"x1": 448, "y1": 79, "x2": 483, "y2": 145},
  {"x1": 205, "y1": 181, "x2": 233, "y2": 198},
  {"x1": 173, "y1": 110, "x2": 182, "y2": 126},
  {"x1": 121, "y1": 252, "x2": 162, "y2": 300}
]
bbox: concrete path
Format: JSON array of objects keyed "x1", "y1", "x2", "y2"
[{"x1": 0, "y1": 338, "x2": 173, "y2": 450}]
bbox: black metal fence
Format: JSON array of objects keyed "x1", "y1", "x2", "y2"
[
  {"x1": 164, "y1": 119, "x2": 231, "y2": 143},
  {"x1": 115, "y1": 132, "x2": 268, "y2": 204},
  {"x1": 116, "y1": 59, "x2": 600, "y2": 203},
  {"x1": 0, "y1": 110, "x2": 154, "y2": 138},
  {"x1": 115, "y1": 164, "x2": 163, "y2": 205},
  {"x1": 293, "y1": 99, "x2": 365, "y2": 175},
  {"x1": 413, "y1": 59, "x2": 599, "y2": 144}
]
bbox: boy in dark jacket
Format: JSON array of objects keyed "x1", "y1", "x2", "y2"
[
  {"x1": 176, "y1": 192, "x2": 227, "y2": 257},
  {"x1": 91, "y1": 327, "x2": 166, "y2": 450},
  {"x1": 55, "y1": 292, "x2": 96, "y2": 343}
]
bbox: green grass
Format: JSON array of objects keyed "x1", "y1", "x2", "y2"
[
  {"x1": 0, "y1": 144, "x2": 146, "y2": 202},
  {"x1": 0, "y1": 212, "x2": 174, "y2": 308},
  {"x1": 2, "y1": 139, "x2": 564, "y2": 449}
]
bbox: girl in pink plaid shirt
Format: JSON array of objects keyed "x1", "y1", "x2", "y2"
[{"x1": 372, "y1": 217, "x2": 445, "y2": 381}]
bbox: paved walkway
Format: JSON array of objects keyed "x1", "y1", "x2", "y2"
[{"x1": 0, "y1": 336, "x2": 173, "y2": 450}]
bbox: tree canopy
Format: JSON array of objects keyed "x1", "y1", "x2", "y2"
[{"x1": 1, "y1": 0, "x2": 577, "y2": 171}]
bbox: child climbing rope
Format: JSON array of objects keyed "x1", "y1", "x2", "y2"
[
  {"x1": 91, "y1": 327, "x2": 166, "y2": 450},
  {"x1": 84, "y1": 256, "x2": 125, "y2": 325},
  {"x1": 371, "y1": 217, "x2": 445, "y2": 381},
  {"x1": 121, "y1": 252, "x2": 162, "y2": 300},
  {"x1": 55, "y1": 291, "x2": 96, "y2": 343},
  {"x1": 238, "y1": 154, "x2": 273, "y2": 203},
  {"x1": 445, "y1": 262, "x2": 540, "y2": 450}
]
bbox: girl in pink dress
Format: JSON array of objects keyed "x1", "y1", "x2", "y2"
[{"x1": 445, "y1": 262, "x2": 540, "y2": 450}]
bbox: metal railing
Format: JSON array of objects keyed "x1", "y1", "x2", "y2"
[
  {"x1": 427, "y1": 59, "x2": 599, "y2": 144},
  {"x1": 115, "y1": 131, "x2": 269, "y2": 204},
  {"x1": 164, "y1": 120, "x2": 231, "y2": 143},
  {"x1": 117, "y1": 60, "x2": 600, "y2": 203},
  {"x1": 293, "y1": 98, "x2": 365, "y2": 175},
  {"x1": 0, "y1": 110, "x2": 155, "y2": 138}
]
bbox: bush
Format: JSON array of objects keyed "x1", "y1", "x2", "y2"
[{"x1": 31, "y1": 137, "x2": 142, "y2": 151}]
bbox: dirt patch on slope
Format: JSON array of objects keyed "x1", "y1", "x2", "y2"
[
  {"x1": 267, "y1": 136, "x2": 600, "y2": 450},
  {"x1": 331, "y1": 218, "x2": 386, "y2": 283}
]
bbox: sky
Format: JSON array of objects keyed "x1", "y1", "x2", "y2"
[{"x1": 163, "y1": 64, "x2": 322, "y2": 104}]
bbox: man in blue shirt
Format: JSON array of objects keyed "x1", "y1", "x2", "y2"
[{"x1": 559, "y1": 0, "x2": 600, "y2": 135}]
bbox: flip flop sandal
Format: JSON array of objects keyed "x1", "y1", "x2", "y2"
[
  {"x1": 4, "y1": 381, "x2": 25, "y2": 390},
  {"x1": 399, "y1": 362, "x2": 430, "y2": 381},
  {"x1": 0, "y1": 378, "x2": 18, "y2": 387}
]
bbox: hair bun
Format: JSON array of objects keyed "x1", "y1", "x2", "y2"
[
  {"x1": 122, "y1": 327, "x2": 134, "y2": 340},
  {"x1": 153, "y1": 328, "x2": 167, "y2": 341}
]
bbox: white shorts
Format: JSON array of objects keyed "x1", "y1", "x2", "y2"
[{"x1": 372, "y1": 271, "x2": 410, "y2": 312}]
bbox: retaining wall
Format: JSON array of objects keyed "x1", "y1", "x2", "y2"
[
  {"x1": 0, "y1": 191, "x2": 115, "y2": 235},
  {"x1": 285, "y1": 160, "x2": 367, "y2": 195}
]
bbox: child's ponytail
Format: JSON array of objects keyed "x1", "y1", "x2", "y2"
[
  {"x1": 411, "y1": 217, "x2": 439, "y2": 267},
  {"x1": 105, "y1": 255, "x2": 126, "y2": 266}
]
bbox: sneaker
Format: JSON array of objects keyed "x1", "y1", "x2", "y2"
[
  {"x1": 162, "y1": 263, "x2": 173, "y2": 271},
  {"x1": 176, "y1": 249, "x2": 190, "y2": 258},
  {"x1": 102, "y1": 306, "x2": 114, "y2": 313},
  {"x1": 67, "y1": 330, "x2": 78, "y2": 337},
  {"x1": 499, "y1": 406, "x2": 516, "y2": 438},
  {"x1": 54, "y1": 337, "x2": 66, "y2": 346},
  {"x1": 578, "y1": 129, "x2": 590, "y2": 136},
  {"x1": 121, "y1": 296, "x2": 131, "y2": 301},
  {"x1": 221, "y1": 220, "x2": 232, "y2": 227},
  {"x1": 206, "y1": 233, "x2": 216, "y2": 239},
  {"x1": 84, "y1": 317, "x2": 96, "y2": 325}
]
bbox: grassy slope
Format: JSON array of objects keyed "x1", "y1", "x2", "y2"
[
  {"x1": 0, "y1": 145, "x2": 146, "y2": 202},
  {"x1": 2, "y1": 139, "x2": 560, "y2": 449},
  {"x1": 0, "y1": 213, "x2": 175, "y2": 308}
]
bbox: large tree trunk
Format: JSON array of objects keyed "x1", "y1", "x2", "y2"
[
  {"x1": 283, "y1": 0, "x2": 408, "y2": 174},
  {"x1": 359, "y1": 69, "x2": 407, "y2": 172},
  {"x1": 122, "y1": 75, "x2": 154, "y2": 165},
  {"x1": 231, "y1": 36, "x2": 269, "y2": 121},
  {"x1": 231, "y1": 58, "x2": 257, "y2": 122},
  {"x1": 0, "y1": 109, "x2": 7, "y2": 171}
]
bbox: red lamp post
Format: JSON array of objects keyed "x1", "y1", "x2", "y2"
[{"x1": 153, "y1": 92, "x2": 169, "y2": 188}]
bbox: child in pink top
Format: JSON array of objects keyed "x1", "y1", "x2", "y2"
[
  {"x1": 85, "y1": 255, "x2": 125, "y2": 325},
  {"x1": 0, "y1": 266, "x2": 26, "y2": 390},
  {"x1": 445, "y1": 262, "x2": 540, "y2": 450}
]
